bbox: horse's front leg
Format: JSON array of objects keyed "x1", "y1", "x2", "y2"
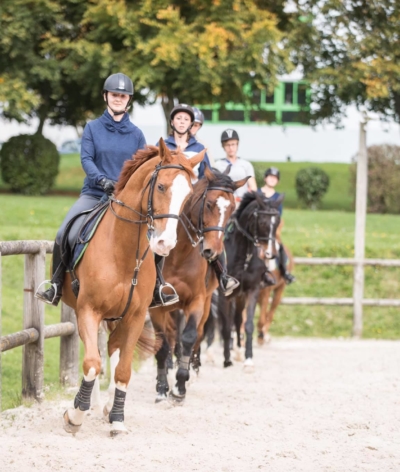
[
  {"x1": 244, "y1": 287, "x2": 261, "y2": 370},
  {"x1": 191, "y1": 294, "x2": 212, "y2": 374},
  {"x1": 170, "y1": 299, "x2": 203, "y2": 404},
  {"x1": 257, "y1": 287, "x2": 271, "y2": 345},
  {"x1": 63, "y1": 310, "x2": 102, "y2": 434},
  {"x1": 150, "y1": 308, "x2": 170, "y2": 403},
  {"x1": 106, "y1": 310, "x2": 147, "y2": 436}
]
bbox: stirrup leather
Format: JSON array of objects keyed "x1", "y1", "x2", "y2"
[
  {"x1": 35, "y1": 280, "x2": 59, "y2": 304},
  {"x1": 158, "y1": 282, "x2": 179, "y2": 306}
]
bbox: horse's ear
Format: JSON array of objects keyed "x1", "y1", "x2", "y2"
[
  {"x1": 255, "y1": 190, "x2": 268, "y2": 208},
  {"x1": 223, "y1": 165, "x2": 231, "y2": 175},
  {"x1": 158, "y1": 137, "x2": 172, "y2": 163},
  {"x1": 269, "y1": 193, "x2": 285, "y2": 208},
  {"x1": 188, "y1": 149, "x2": 206, "y2": 169},
  {"x1": 204, "y1": 164, "x2": 215, "y2": 181},
  {"x1": 233, "y1": 175, "x2": 250, "y2": 191}
]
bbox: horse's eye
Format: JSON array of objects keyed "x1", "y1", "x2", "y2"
[
  {"x1": 157, "y1": 183, "x2": 165, "y2": 192},
  {"x1": 206, "y1": 201, "x2": 212, "y2": 210}
]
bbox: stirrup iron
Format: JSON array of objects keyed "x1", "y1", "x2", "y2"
[
  {"x1": 35, "y1": 280, "x2": 59, "y2": 305},
  {"x1": 158, "y1": 282, "x2": 179, "y2": 306}
]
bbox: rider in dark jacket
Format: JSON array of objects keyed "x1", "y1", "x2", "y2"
[
  {"x1": 36, "y1": 73, "x2": 147, "y2": 306},
  {"x1": 258, "y1": 167, "x2": 295, "y2": 284}
]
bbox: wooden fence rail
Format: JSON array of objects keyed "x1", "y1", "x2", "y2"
[
  {"x1": 0, "y1": 241, "x2": 80, "y2": 410},
  {"x1": 1, "y1": 241, "x2": 399, "y2": 410}
]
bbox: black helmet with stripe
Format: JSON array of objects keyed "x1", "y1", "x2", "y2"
[{"x1": 221, "y1": 129, "x2": 239, "y2": 143}]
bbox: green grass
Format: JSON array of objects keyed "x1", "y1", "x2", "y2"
[
  {"x1": 1, "y1": 156, "x2": 353, "y2": 211},
  {"x1": 252, "y1": 161, "x2": 353, "y2": 211}
]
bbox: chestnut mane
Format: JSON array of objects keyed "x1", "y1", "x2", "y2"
[{"x1": 115, "y1": 145, "x2": 196, "y2": 196}]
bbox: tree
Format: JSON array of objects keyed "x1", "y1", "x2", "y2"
[
  {"x1": 294, "y1": 0, "x2": 400, "y2": 125},
  {"x1": 1, "y1": 0, "x2": 305, "y2": 132}
]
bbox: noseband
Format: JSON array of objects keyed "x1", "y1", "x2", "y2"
[
  {"x1": 180, "y1": 185, "x2": 234, "y2": 251},
  {"x1": 234, "y1": 207, "x2": 279, "y2": 247}
]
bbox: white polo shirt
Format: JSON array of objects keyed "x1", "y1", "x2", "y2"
[{"x1": 214, "y1": 157, "x2": 255, "y2": 200}]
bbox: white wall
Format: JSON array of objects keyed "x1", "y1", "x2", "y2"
[{"x1": 1, "y1": 103, "x2": 399, "y2": 163}]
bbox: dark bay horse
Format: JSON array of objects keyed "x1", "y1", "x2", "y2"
[
  {"x1": 217, "y1": 192, "x2": 284, "y2": 370},
  {"x1": 149, "y1": 166, "x2": 248, "y2": 404},
  {"x1": 61, "y1": 140, "x2": 204, "y2": 436}
]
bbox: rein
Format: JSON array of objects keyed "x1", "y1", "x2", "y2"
[
  {"x1": 233, "y1": 205, "x2": 280, "y2": 271},
  {"x1": 179, "y1": 185, "x2": 234, "y2": 254},
  {"x1": 106, "y1": 162, "x2": 189, "y2": 321}
]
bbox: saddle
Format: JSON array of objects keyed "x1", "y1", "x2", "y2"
[{"x1": 60, "y1": 200, "x2": 109, "y2": 296}]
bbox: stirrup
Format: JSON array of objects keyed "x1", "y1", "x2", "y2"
[
  {"x1": 220, "y1": 276, "x2": 240, "y2": 297},
  {"x1": 158, "y1": 282, "x2": 179, "y2": 306},
  {"x1": 35, "y1": 280, "x2": 59, "y2": 305}
]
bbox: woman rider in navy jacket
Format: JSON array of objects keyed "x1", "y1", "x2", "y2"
[
  {"x1": 36, "y1": 73, "x2": 148, "y2": 306},
  {"x1": 151, "y1": 104, "x2": 239, "y2": 308}
]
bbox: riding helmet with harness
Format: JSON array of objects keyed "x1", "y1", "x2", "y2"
[
  {"x1": 264, "y1": 167, "x2": 280, "y2": 180},
  {"x1": 192, "y1": 107, "x2": 205, "y2": 125},
  {"x1": 103, "y1": 73, "x2": 134, "y2": 116},
  {"x1": 170, "y1": 104, "x2": 195, "y2": 136},
  {"x1": 221, "y1": 129, "x2": 239, "y2": 144}
]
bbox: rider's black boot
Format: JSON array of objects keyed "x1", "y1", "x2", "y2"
[
  {"x1": 279, "y1": 244, "x2": 296, "y2": 285},
  {"x1": 149, "y1": 255, "x2": 179, "y2": 309},
  {"x1": 35, "y1": 242, "x2": 66, "y2": 307},
  {"x1": 210, "y1": 251, "x2": 240, "y2": 296}
]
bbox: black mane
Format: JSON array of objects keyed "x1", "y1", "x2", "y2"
[
  {"x1": 208, "y1": 168, "x2": 237, "y2": 192},
  {"x1": 235, "y1": 192, "x2": 258, "y2": 220}
]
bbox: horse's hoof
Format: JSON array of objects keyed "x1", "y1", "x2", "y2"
[
  {"x1": 63, "y1": 410, "x2": 81, "y2": 435},
  {"x1": 155, "y1": 393, "x2": 168, "y2": 403},
  {"x1": 168, "y1": 389, "x2": 185, "y2": 406},
  {"x1": 257, "y1": 333, "x2": 265, "y2": 346},
  {"x1": 243, "y1": 358, "x2": 255, "y2": 373},
  {"x1": 224, "y1": 360, "x2": 233, "y2": 368},
  {"x1": 110, "y1": 421, "x2": 129, "y2": 437}
]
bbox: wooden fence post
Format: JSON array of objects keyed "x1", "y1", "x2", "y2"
[
  {"x1": 353, "y1": 119, "x2": 368, "y2": 337},
  {"x1": 0, "y1": 251, "x2": 2, "y2": 412},
  {"x1": 22, "y1": 246, "x2": 46, "y2": 401},
  {"x1": 60, "y1": 303, "x2": 80, "y2": 387}
]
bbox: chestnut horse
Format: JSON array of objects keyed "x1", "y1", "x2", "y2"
[
  {"x1": 257, "y1": 236, "x2": 294, "y2": 344},
  {"x1": 61, "y1": 140, "x2": 204, "y2": 436},
  {"x1": 150, "y1": 167, "x2": 248, "y2": 404}
]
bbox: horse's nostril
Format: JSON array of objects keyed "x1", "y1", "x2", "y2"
[{"x1": 203, "y1": 249, "x2": 213, "y2": 259}]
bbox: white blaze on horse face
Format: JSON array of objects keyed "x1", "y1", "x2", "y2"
[
  {"x1": 150, "y1": 174, "x2": 191, "y2": 256},
  {"x1": 216, "y1": 196, "x2": 230, "y2": 238},
  {"x1": 266, "y1": 215, "x2": 276, "y2": 258}
]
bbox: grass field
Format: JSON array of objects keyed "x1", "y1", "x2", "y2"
[
  {"x1": 1, "y1": 154, "x2": 354, "y2": 211},
  {"x1": 1, "y1": 194, "x2": 399, "y2": 410}
]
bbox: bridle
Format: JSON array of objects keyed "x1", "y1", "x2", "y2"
[
  {"x1": 179, "y1": 184, "x2": 234, "y2": 258},
  {"x1": 233, "y1": 203, "x2": 280, "y2": 271},
  {"x1": 105, "y1": 162, "x2": 191, "y2": 320}
]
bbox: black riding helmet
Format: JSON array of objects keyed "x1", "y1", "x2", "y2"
[
  {"x1": 192, "y1": 107, "x2": 205, "y2": 125},
  {"x1": 170, "y1": 103, "x2": 195, "y2": 135},
  {"x1": 264, "y1": 167, "x2": 280, "y2": 180},
  {"x1": 103, "y1": 73, "x2": 134, "y2": 116},
  {"x1": 221, "y1": 129, "x2": 239, "y2": 144}
]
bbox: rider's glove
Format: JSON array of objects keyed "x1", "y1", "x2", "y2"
[{"x1": 99, "y1": 178, "x2": 116, "y2": 196}]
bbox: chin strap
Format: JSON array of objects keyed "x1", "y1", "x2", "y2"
[{"x1": 170, "y1": 123, "x2": 193, "y2": 136}]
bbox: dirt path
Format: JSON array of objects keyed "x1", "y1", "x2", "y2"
[{"x1": 1, "y1": 338, "x2": 399, "y2": 472}]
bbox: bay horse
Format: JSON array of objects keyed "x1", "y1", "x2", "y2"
[
  {"x1": 60, "y1": 139, "x2": 204, "y2": 436},
  {"x1": 217, "y1": 192, "x2": 284, "y2": 370},
  {"x1": 149, "y1": 166, "x2": 248, "y2": 404}
]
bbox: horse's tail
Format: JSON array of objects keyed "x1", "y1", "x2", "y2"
[{"x1": 136, "y1": 318, "x2": 162, "y2": 359}]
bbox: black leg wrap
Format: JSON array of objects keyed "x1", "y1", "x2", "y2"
[
  {"x1": 74, "y1": 378, "x2": 95, "y2": 411},
  {"x1": 109, "y1": 388, "x2": 126, "y2": 424},
  {"x1": 156, "y1": 368, "x2": 169, "y2": 395}
]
